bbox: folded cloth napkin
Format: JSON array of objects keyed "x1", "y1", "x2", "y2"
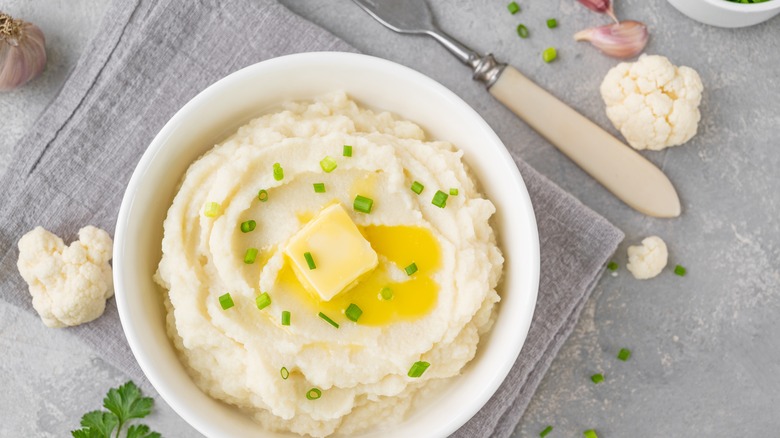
[{"x1": 0, "y1": 0, "x2": 623, "y2": 436}]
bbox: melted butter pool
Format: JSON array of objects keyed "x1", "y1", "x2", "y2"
[{"x1": 276, "y1": 225, "x2": 440, "y2": 325}]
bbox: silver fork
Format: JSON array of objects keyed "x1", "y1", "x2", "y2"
[{"x1": 352, "y1": 0, "x2": 681, "y2": 218}]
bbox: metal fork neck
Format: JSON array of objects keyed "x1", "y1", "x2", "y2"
[{"x1": 425, "y1": 29, "x2": 506, "y2": 88}]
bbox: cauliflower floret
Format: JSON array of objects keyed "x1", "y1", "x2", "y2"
[
  {"x1": 17, "y1": 226, "x2": 114, "y2": 328},
  {"x1": 626, "y1": 236, "x2": 668, "y2": 280},
  {"x1": 600, "y1": 54, "x2": 704, "y2": 151}
]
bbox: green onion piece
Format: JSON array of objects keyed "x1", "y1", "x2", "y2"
[
  {"x1": 345, "y1": 303, "x2": 363, "y2": 322},
  {"x1": 540, "y1": 425, "x2": 554, "y2": 437},
  {"x1": 280, "y1": 367, "x2": 290, "y2": 380},
  {"x1": 411, "y1": 181, "x2": 424, "y2": 195},
  {"x1": 240, "y1": 220, "x2": 256, "y2": 233},
  {"x1": 258, "y1": 189, "x2": 269, "y2": 202},
  {"x1": 218, "y1": 293, "x2": 234, "y2": 310},
  {"x1": 353, "y1": 195, "x2": 374, "y2": 214},
  {"x1": 256, "y1": 292, "x2": 271, "y2": 310},
  {"x1": 408, "y1": 361, "x2": 430, "y2": 378},
  {"x1": 607, "y1": 261, "x2": 618, "y2": 271},
  {"x1": 282, "y1": 310, "x2": 291, "y2": 326},
  {"x1": 313, "y1": 182, "x2": 326, "y2": 193},
  {"x1": 320, "y1": 156, "x2": 338, "y2": 173},
  {"x1": 304, "y1": 252, "x2": 316, "y2": 270},
  {"x1": 516, "y1": 24, "x2": 529, "y2": 39},
  {"x1": 244, "y1": 248, "x2": 258, "y2": 264},
  {"x1": 583, "y1": 430, "x2": 599, "y2": 438},
  {"x1": 546, "y1": 18, "x2": 558, "y2": 28},
  {"x1": 380, "y1": 287, "x2": 394, "y2": 300},
  {"x1": 432, "y1": 190, "x2": 448, "y2": 208},
  {"x1": 405, "y1": 262, "x2": 418, "y2": 276},
  {"x1": 273, "y1": 162, "x2": 284, "y2": 181},
  {"x1": 591, "y1": 373, "x2": 604, "y2": 384},
  {"x1": 306, "y1": 388, "x2": 322, "y2": 400},
  {"x1": 204, "y1": 202, "x2": 221, "y2": 217},
  {"x1": 617, "y1": 348, "x2": 631, "y2": 361},
  {"x1": 318, "y1": 312, "x2": 339, "y2": 328},
  {"x1": 507, "y1": 1, "x2": 520, "y2": 14},
  {"x1": 543, "y1": 47, "x2": 558, "y2": 63},
  {"x1": 449, "y1": 188, "x2": 459, "y2": 196},
  {"x1": 674, "y1": 264, "x2": 687, "y2": 276},
  {"x1": 343, "y1": 145, "x2": 353, "y2": 157}
]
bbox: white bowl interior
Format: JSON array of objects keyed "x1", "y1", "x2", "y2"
[{"x1": 114, "y1": 52, "x2": 540, "y2": 438}]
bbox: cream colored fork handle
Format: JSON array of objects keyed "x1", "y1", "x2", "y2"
[{"x1": 489, "y1": 66, "x2": 681, "y2": 218}]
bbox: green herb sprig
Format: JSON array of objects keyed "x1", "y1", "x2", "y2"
[{"x1": 71, "y1": 381, "x2": 160, "y2": 438}]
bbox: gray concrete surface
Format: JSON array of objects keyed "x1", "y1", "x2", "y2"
[{"x1": 2, "y1": 0, "x2": 779, "y2": 436}]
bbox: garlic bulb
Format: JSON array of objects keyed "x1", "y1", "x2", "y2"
[
  {"x1": 574, "y1": 20, "x2": 649, "y2": 59},
  {"x1": 0, "y1": 12, "x2": 46, "y2": 91},
  {"x1": 576, "y1": 0, "x2": 618, "y2": 23}
]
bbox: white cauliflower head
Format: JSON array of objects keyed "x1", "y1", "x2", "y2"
[
  {"x1": 600, "y1": 54, "x2": 704, "y2": 151},
  {"x1": 626, "y1": 235, "x2": 668, "y2": 280},
  {"x1": 17, "y1": 226, "x2": 114, "y2": 328}
]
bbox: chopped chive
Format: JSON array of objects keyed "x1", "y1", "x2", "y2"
[
  {"x1": 204, "y1": 202, "x2": 221, "y2": 217},
  {"x1": 411, "y1": 181, "x2": 424, "y2": 195},
  {"x1": 353, "y1": 195, "x2": 373, "y2": 213},
  {"x1": 304, "y1": 252, "x2": 316, "y2": 270},
  {"x1": 218, "y1": 293, "x2": 234, "y2": 310},
  {"x1": 432, "y1": 190, "x2": 448, "y2": 208},
  {"x1": 320, "y1": 156, "x2": 338, "y2": 173},
  {"x1": 590, "y1": 373, "x2": 604, "y2": 384},
  {"x1": 543, "y1": 47, "x2": 558, "y2": 63},
  {"x1": 507, "y1": 1, "x2": 520, "y2": 14},
  {"x1": 408, "y1": 361, "x2": 430, "y2": 378},
  {"x1": 244, "y1": 248, "x2": 258, "y2": 264},
  {"x1": 516, "y1": 24, "x2": 529, "y2": 39},
  {"x1": 306, "y1": 388, "x2": 322, "y2": 400},
  {"x1": 617, "y1": 348, "x2": 632, "y2": 361},
  {"x1": 313, "y1": 182, "x2": 326, "y2": 193},
  {"x1": 318, "y1": 312, "x2": 339, "y2": 328},
  {"x1": 584, "y1": 430, "x2": 599, "y2": 438},
  {"x1": 380, "y1": 287, "x2": 394, "y2": 300},
  {"x1": 546, "y1": 18, "x2": 558, "y2": 29},
  {"x1": 282, "y1": 310, "x2": 291, "y2": 326},
  {"x1": 343, "y1": 145, "x2": 353, "y2": 157},
  {"x1": 256, "y1": 292, "x2": 271, "y2": 310},
  {"x1": 258, "y1": 189, "x2": 269, "y2": 202},
  {"x1": 540, "y1": 425, "x2": 554, "y2": 437},
  {"x1": 273, "y1": 162, "x2": 284, "y2": 181},
  {"x1": 280, "y1": 367, "x2": 290, "y2": 380},
  {"x1": 345, "y1": 303, "x2": 363, "y2": 322},
  {"x1": 674, "y1": 264, "x2": 687, "y2": 276},
  {"x1": 607, "y1": 261, "x2": 618, "y2": 271},
  {"x1": 405, "y1": 262, "x2": 418, "y2": 276},
  {"x1": 449, "y1": 188, "x2": 459, "y2": 196},
  {"x1": 240, "y1": 220, "x2": 256, "y2": 233}
]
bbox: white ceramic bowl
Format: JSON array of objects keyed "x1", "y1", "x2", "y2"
[
  {"x1": 114, "y1": 52, "x2": 540, "y2": 438},
  {"x1": 667, "y1": 0, "x2": 780, "y2": 27}
]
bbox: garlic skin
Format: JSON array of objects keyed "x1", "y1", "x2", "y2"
[
  {"x1": 576, "y1": 0, "x2": 618, "y2": 23},
  {"x1": 574, "y1": 20, "x2": 649, "y2": 59},
  {"x1": 0, "y1": 12, "x2": 47, "y2": 91}
]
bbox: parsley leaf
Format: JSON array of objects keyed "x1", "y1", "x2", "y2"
[
  {"x1": 78, "y1": 411, "x2": 118, "y2": 437},
  {"x1": 103, "y1": 381, "x2": 154, "y2": 426},
  {"x1": 73, "y1": 381, "x2": 160, "y2": 438},
  {"x1": 127, "y1": 424, "x2": 162, "y2": 438}
]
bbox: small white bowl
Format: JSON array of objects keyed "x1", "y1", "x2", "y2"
[
  {"x1": 667, "y1": 0, "x2": 780, "y2": 28},
  {"x1": 114, "y1": 52, "x2": 540, "y2": 438}
]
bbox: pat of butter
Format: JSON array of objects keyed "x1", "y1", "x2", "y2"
[{"x1": 283, "y1": 204, "x2": 378, "y2": 301}]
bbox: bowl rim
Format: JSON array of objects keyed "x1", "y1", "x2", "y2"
[
  {"x1": 114, "y1": 51, "x2": 540, "y2": 438},
  {"x1": 700, "y1": 0, "x2": 780, "y2": 11}
]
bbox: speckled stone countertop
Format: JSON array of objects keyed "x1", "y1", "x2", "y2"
[{"x1": 2, "y1": 1, "x2": 778, "y2": 436}]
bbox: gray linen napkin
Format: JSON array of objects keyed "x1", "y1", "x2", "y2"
[{"x1": 0, "y1": 0, "x2": 623, "y2": 436}]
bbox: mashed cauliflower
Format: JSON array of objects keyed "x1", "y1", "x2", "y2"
[{"x1": 155, "y1": 93, "x2": 503, "y2": 437}]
